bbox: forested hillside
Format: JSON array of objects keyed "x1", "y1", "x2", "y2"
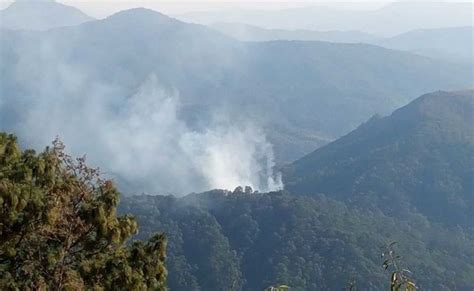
[
  {"x1": 283, "y1": 90, "x2": 474, "y2": 228},
  {"x1": 116, "y1": 90, "x2": 474, "y2": 290},
  {"x1": 120, "y1": 191, "x2": 474, "y2": 290}
]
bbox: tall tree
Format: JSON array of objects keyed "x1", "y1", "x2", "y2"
[{"x1": 0, "y1": 133, "x2": 167, "y2": 290}]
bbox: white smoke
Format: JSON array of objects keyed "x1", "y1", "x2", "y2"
[
  {"x1": 99, "y1": 75, "x2": 283, "y2": 194},
  {"x1": 10, "y1": 72, "x2": 283, "y2": 195}
]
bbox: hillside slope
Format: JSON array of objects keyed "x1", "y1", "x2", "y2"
[
  {"x1": 120, "y1": 191, "x2": 474, "y2": 290},
  {"x1": 283, "y1": 90, "x2": 474, "y2": 228}
]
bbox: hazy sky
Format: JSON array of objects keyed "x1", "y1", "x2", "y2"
[{"x1": 1, "y1": 0, "x2": 470, "y2": 18}]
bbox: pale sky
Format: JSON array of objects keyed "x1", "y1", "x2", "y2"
[{"x1": 0, "y1": 0, "x2": 471, "y2": 18}]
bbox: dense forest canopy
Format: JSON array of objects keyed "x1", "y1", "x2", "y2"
[
  {"x1": 283, "y1": 90, "x2": 474, "y2": 229},
  {"x1": 116, "y1": 91, "x2": 474, "y2": 290},
  {"x1": 120, "y1": 190, "x2": 474, "y2": 290}
]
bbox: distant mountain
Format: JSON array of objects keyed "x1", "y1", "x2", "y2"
[
  {"x1": 283, "y1": 90, "x2": 474, "y2": 228},
  {"x1": 178, "y1": 2, "x2": 473, "y2": 36},
  {"x1": 377, "y1": 26, "x2": 474, "y2": 63},
  {"x1": 1, "y1": 9, "x2": 473, "y2": 192},
  {"x1": 210, "y1": 22, "x2": 378, "y2": 43},
  {"x1": 212, "y1": 23, "x2": 473, "y2": 64},
  {"x1": 0, "y1": 0, "x2": 93, "y2": 30}
]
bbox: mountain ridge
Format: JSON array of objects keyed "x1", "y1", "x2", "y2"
[
  {"x1": 283, "y1": 90, "x2": 474, "y2": 228},
  {"x1": 178, "y1": 2, "x2": 473, "y2": 36},
  {"x1": 210, "y1": 22, "x2": 379, "y2": 43},
  {"x1": 211, "y1": 23, "x2": 473, "y2": 63}
]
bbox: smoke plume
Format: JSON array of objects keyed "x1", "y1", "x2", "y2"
[{"x1": 7, "y1": 71, "x2": 282, "y2": 195}]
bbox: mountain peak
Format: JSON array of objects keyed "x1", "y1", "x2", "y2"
[
  {"x1": 0, "y1": 0, "x2": 93, "y2": 30},
  {"x1": 107, "y1": 7, "x2": 173, "y2": 21},
  {"x1": 102, "y1": 8, "x2": 181, "y2": 28}
]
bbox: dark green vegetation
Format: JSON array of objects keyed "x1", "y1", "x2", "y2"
[
  {"x1": 117, "y1": 91, "x2": 474, "y2": 290},
  {"x1": 120, "y1": 190, "x2": 474, "y2": 290},
  {"x1": 0, "y1": 133, "x2": 166, "y2": 289},
  {"x1": 1, "y1": 8, "x2": 472, "y2": 163},
  {"x1": 283, "y1": 90, "x2": 474, "y2": 228}
]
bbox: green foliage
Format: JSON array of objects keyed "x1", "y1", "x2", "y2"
[
  {"x1": 380, "y1": 242, "x2": 417, "y2": 291},
  {"x1": 120, "y1": 191, "x2": 474, "y2": 290},
  {"x1": 0, "y1": 133, "x2": 167, "y2": 290},
  {"x1": 121, "y1": 195, "x2": 242, "y2": 291}
]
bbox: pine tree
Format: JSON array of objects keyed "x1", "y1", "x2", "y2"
[{"x1": 0, "y1": 133, "x2": 167, "y2": 290}]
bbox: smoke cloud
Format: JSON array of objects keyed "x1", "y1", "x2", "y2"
[
  {"x1": 6, "y1": 68, "x2": 283, "y2": 195},
  {"x1": 97, "y1": 75, "x2": 283, "y2": 194}
]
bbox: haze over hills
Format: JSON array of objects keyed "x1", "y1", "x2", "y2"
[
  {"x1": 212, "y1": 23, "x2": 474, "y2": 63},
  {"x1": 283, "y1": 90, "x2": 474, "y2": 228},
  {"x1": 377, "y1": 26, "x2": 474, "y2": 63},
  {"x1": 1, "y1": 7, "x2": 473, "y2": 194},
  {"x1": 178, "y1": 1, "x2": 473, "y2": 36},
  {"x1": 210, "y1": 22, "x2": 378, "y2": 43},
  {"x1": 0, "y1": 0, "x2": 93, "y2": 30}
]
